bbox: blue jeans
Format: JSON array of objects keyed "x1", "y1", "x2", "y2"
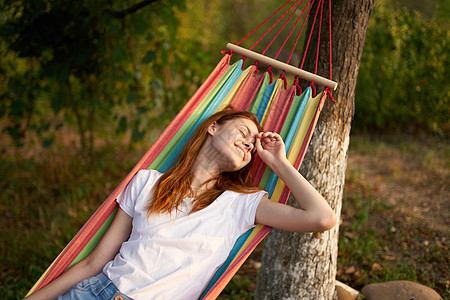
[{"x1": 57, "y1": 273, "x2": 132, "y2": 300}]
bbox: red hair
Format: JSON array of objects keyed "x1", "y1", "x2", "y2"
[{"x1": 147, "y1": 109, "x2": 262, "y2": 216}]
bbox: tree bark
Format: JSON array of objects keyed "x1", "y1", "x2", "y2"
[{"x1": 255, "y1": 1, "x2": 374, "y2": 299}]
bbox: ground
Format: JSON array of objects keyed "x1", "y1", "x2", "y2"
[
  {"x1": 347, "y1": 134, "x2": 449, "y2": 233},
  {"x1": 220, "y1": 133, "x2": 449, "y2": 299}
]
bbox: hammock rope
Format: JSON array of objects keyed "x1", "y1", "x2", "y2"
[
  {"x1": 274, "y1": 0, "x2": 308, "y2": 62},
  {"x1": 261, "y1": 0, "x2": 304, "y2": 57},
  {"x1": 309, "y1": 80, "x2": 317, "y2": 97},
  {"x1": 328, "y1": 0, "x2": 333, "y2": 81},
  {"x1": 248, "y1": 0, "x2": 302, "y2": 53},
  {"x1": 226, "y1": 0, "x2": 337, "y2": 91},
  {"x1": 235, "y1": 0, "x2": 294, "y2": 48},
  {"x1": 314, "y1": 0, "x2": 325, "y2": 75},
  {"x1": 285, "y1": 0, "x2": 314, "y2": 65},
  {"x1": 300, "y1": 0, "x2": 321, "y2": 70}
]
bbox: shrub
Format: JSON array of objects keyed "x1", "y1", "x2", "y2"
[{"x1": 354, "y1": 3, "x2": 449, "y2": 135}]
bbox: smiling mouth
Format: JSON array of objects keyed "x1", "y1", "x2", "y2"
[{"x1": 235, "y1": 146, "x2": 245, "y2": 159}]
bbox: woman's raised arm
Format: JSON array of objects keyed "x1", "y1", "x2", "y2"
[
  {"x1": 26, "y1": 208, "x2": 132, "y2": 300},
  {"x1": 254, "y1": 132, "x2": 337, "y2": 233}
]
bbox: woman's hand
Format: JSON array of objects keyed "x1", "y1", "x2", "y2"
[{"x1": 255, "y1": 131, "x2": 287, "y2": 169}]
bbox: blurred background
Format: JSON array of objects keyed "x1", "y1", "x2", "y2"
[{"x1": 0, "y1": 0, "x2": 448, "y2": 298}]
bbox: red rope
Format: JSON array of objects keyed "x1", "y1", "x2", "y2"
[
  {"x1": 300, "y1": 0, "x2": 320, "y2": 70},
  {"x1": 274, "y1": 0, "x2": 307, "y2": 60},
  {"x1": 280, "y1": 72, "x2": 288, "y2": 90},
  {"x1": 293, "y1": 76, "x2": 302, "y2": 95},
  {"x1": 254, "y1": 61, "x2": 261, "y2": 74},
  {"x1": 267, "y1": 66, "x2": 274, "y2": 84},
  {"x1": 328, "y1": 0, "x2": 333, "y2": 81},
  {"x1": 227, "y1": 0, "x2": 335, "y2": 96},
  {"x1": 314, "y1": 0, "x2": 325, "y2": 74},
  {"x1": 250, "y1": 0, "x2": 301, "y2": 52},
  {"x1": 309, "y1": 81, "x2": 317, "y2": 97},
  {"x1": 235, "y1": 0, "x2": 293, "y2": 47},
  {"x1": 241, "y1": 56, "x2": 247, "y2": 70},
  {"x1": 265, "y1": 0, "x2": 304, "y2": 58},
  {"x1": 286, "y1": 0, "x2": 314, "y2": 65},
  {"x1": 324, "y1": 87, "x2": 335, "y2": 102}
]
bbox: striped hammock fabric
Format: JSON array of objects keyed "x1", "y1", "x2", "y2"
[{"x1": 27, "y1": 54, "x2": 328, "y2": 298}]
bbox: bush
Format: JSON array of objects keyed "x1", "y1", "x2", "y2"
[{"x1": 354, "y1": 3, "x2": 449, "y2": 135}]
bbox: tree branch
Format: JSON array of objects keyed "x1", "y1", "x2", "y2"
[{"x1": 105, "y1": 0, "x2": 160, "y2": 18}]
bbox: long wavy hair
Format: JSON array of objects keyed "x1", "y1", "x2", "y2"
[{"x1": 147, "y1": 109, "x2": 262, "y2": 216}]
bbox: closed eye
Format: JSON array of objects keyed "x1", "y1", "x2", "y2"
[{"x1": 240, "y1": 126, "x2": 257, "y2": 153}]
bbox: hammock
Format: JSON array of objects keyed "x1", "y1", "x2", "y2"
[{"x1": 27, "y1": 0, "x2": 338, "y2": 298}]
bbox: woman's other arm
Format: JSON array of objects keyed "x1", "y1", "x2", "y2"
[
  {"x1": 254, "y1": 132, "x2": 337, "y2": 233},
  {"x1": 26, "y1": 208, "x2": 132, "y2": 300}
]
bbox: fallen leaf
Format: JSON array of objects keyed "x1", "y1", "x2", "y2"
[
  {"x1": 345, "y1": 266, "x2": 356, "y2": 274},
  {"x1": 381, "y1": 255, "x2": 396, "y2": 261},
  {"x1": 371, "y1": 263, "x2": 383, "y2": 272},
  {"x1": 344, "y1": 231, "x2": 359, "y2": 239}
]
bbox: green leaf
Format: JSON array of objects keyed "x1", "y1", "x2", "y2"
[
  {"x1": 42, "y1": 135, "x2": 55, "y2": 148},
  {"x1": 131, "y1": 128, "x2": 145, "y2": 142},
  {"x1": 141, "y1": 50, "x2": 156, "y2": 64},
  {"x1": 112, "y1": 45, "x2": 126, "y2": 63},
  {"x1": 117, "y1": 116, "x2": 127, "y2": 134},
  {"x1": 126, "y1": 93, "x2": 137, "y2": 104},
  {"x1": 131, "y1": 13, "x2": 148, "y2": 35}
]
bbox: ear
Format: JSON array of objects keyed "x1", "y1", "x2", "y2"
[{"x1": 207, "y1": 121, "x2": 218, "y2": 136}]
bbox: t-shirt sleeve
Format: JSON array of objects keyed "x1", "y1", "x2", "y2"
[
  {"x1": 116, "y1": 169, "x2": 159, "y2": 217},
  {"x1": 235, "y1": 190, "x2": 268, "y2": 231}
]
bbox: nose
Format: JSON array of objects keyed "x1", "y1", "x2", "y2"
[{"x1": 243, "y1": 141, "x2": 253, "y2": 152}]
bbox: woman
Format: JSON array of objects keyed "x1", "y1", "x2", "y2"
[{"x1": 27, "y1": 109, "x2": 336, "y2": 300}]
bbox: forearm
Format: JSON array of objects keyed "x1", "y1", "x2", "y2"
[
  {"x1": 25, "y1": 258, "x2": 103, "y2": 300},
  {"x1": 271, "y1": 158, "x2": 336, "y2": 227},
  {"x1": 26, "y1": 208, "x2": 132, "y2": 299},
  {"x1": 255, "y1": 132, "x2": 336, "y2": 231}
]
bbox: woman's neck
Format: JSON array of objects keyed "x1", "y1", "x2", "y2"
[{"x1": 190, "y1": 141, "x2": 220, "y2": 194}]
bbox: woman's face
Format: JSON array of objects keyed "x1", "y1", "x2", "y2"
[{"x1": 208, "y1": 117, "x2": 259, "y2": 172}]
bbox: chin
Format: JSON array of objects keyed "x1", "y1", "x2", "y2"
[
  {"x1": 222, "y1": 160, "x2": 245, "y2": 173},
  {"x1": 233, "y1": 161, "x2": 251, "y2": 172},
  {"x1": 220, "y1": 151, "x2": 250, "y2": 172}
]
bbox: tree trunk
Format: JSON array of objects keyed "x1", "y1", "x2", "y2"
[{"x1": 255, "y1": 1, "x2": 374, "y2": 299}]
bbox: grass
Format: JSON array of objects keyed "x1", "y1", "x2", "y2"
[
  {"x1": 219, "y1": 276, "x2": 254, "y2": 300},
  {"x1": 337, "y1": 133, "x2": 449, "y2": 298},
  {"x1": 0, "y1": 140, "x2": 143, "y2": 299},
  {"x1": 1, "y1": 132, "x2": 448, "y2": 299}
]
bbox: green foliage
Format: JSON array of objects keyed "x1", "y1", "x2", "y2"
[
  {"x1": 1, "y1": 0, "x2": 448, "y2": 158},
  {"x1": 219, "y1": 275, "x2": 254, "y2": 300},
  {"x1": 0, "y1": 0, "x2": 193, "y2": 154},
  {"x1": 354, "y1": 2, "x2": 449, "y2": 134}
]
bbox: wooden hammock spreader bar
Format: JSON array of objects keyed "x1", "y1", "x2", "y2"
[{"x1": 226, "y1": 43, "x2": 338, "y2": 90}]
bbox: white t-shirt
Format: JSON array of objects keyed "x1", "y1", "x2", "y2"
[{"x1": 103, "y1": 169, "x2": 266, "y2": 300}]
